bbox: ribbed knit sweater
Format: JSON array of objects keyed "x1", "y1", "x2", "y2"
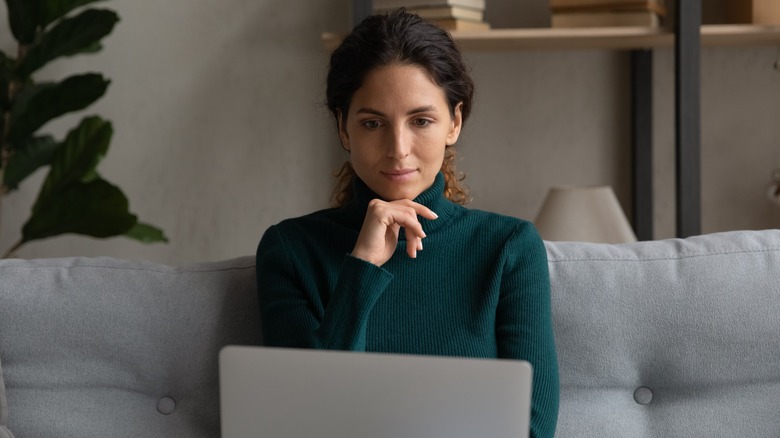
[{"x1": 256, "y1": 172, "x2": 559, "y2": 438}]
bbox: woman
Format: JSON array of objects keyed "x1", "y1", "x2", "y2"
[{"x1": 256, "y1": 9, "x2": 559, "y2": 437}]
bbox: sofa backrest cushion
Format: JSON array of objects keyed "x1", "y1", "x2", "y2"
[
  {"x1": 0, "y1": 356, "x2": 10, "y2": 438},
  {"x1": 3, "y1": 229, "x2": 780, "y2": 438},
  {"x1": 545, "y1": 230, "x2": 780, "y2": 437},
  {"x1": 0, "y1": 256, "x2": 260, "y2": 438}
]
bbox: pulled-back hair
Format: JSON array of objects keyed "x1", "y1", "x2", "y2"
[{"x1": 326, "y1": 9, "x2": 475, "y2": 206}]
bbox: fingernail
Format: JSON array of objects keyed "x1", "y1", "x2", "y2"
[
  {"x1": 418, "y1": 240, "x2": 423, "y2": 251},
  {"x1": 431, "y1": 211, "x2": 439, "y2": 219}
]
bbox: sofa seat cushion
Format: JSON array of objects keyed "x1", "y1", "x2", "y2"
[
  {"x1": 546, "y1": 230, "x2": 780, "y2": 437},
  {"x1": 0, "y1": 256, "x2": 260, "y2": 438}
]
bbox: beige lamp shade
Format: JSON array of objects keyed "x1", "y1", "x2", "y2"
[{"x1": 534, "y1": 186, "x2": 638, "y2": 243}]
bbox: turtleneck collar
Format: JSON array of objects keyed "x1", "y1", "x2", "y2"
[{"x1": 342, "y1": 172, "x2": 457, "y2": 238}]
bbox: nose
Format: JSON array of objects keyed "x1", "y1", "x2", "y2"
[{"x1": 387, "y1": 124, "x2": 411, "y2": 159}]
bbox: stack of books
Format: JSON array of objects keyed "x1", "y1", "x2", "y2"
[
  {"x1": 725, "y1": 0, "x2": 780, "y2": 25},
  {"x1": 374, "y1": 0, "x2": 489, "y2": 31},
  {"x1": 550, "y1": 0, "x2": 666, "y2": 28}
]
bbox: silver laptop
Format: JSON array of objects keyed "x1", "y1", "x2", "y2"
[{"x1": 219, "y1": 345, "x2": 532, "y2": 438}]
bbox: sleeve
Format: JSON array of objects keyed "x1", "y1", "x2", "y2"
[
  {"x1": 256, "y1": 224, "x2": 393, "y2": 351},
  {"x1": 496, "y1": 222, "x2": 560, "y2": 438}
]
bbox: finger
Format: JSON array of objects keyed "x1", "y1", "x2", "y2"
[
  {"x1": 406, "y1": 237, "x2": 418, "y2": 259},
  {"x1": 409, "y1": 236, "x2": 424, "y2": 259},
  {"x1": 368, "y1": 200, "x2": 431, "y2": 245},
  {"x1": 377, "y1": 205, "x2": 425, "y2": 237},
  {"x1": 416, "y1": 206, "x2": 438, "y2": 221},
  {"x1": 394, "y1": 199, "x2": 438, "y2": 221},
  {"x1": 392, "y1": 211, "x2": 427, "y2": 242}
]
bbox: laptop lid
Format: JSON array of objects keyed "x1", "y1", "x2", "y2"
[{"x1": 219, "y1": 346, "x2": 532, "y2": 438}]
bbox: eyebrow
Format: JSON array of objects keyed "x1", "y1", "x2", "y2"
[{"x1": 355, "y1": 105, "x2": 438, "y2": 116}]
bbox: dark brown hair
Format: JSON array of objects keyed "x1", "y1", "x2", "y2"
[{"x1": 326, "y1": 9, "x2": 475, "y2": 206}]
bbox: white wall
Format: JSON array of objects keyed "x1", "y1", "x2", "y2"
[
  {"x1": 462, "y1": 49, "x2": 633, "y2": 225},
  {"x1": 654, "y1": 46, "x2": 780, "y2": 238},
  {"x1": 1, "y1": 0, "x2": 778, "y2": 264}
]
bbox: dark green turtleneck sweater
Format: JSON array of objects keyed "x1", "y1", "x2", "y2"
[{"x1": 256, "y1": 173, "x2": 559, "y2": 437}]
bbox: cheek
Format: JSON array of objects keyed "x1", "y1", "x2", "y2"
[
  {"x1": 414, "y1": 130, "x2": 449, "y2": 158},
  {"x1": 347, "y1": 138, "x2": 381, "y2": 173},
  {"x1": 344, "y1": 127, "x2": 373, "y2": 157}
]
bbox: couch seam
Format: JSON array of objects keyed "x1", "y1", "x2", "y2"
[
  {"x1": 0, "y1": 264, "x2": 256, "y2": 275},
  {"x1": 547, "y1": 247, "x2": 780, "y2": 263}
]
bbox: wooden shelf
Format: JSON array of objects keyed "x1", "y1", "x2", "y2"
[{"x1": 322, "y1": 25, "x2": 780, "y2": 51}]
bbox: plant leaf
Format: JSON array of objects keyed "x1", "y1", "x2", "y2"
[
  {"x1": 3, "y1": 0, "x2": 40, "y2": 44},
  {"x1": 125, "y1": 222, "x2": 169, "y2": 243},
  {"x1": 40, "y1": 0, "x2": 109, "y2": 26},
  {"x1": 0, "y1": 51, "x2": 13, "y2": 111},
  {"x1": 15, "y1": 9, "x2": 119, "y2": 78},
  {"x1": 0, "y1": 52, "x2": 9, "y2": 138},
  {"x1": 21, "y1": 177, "x2": 137, "y2": 242},
  {"x1": 35, "y1": 116, "x2": 112, "y2": 205},
  {"x1": 2, "y1": 135, "x2": 59, "y2": 190},
  {"x1": 78, "y1": 42, "x2": 103, "y2": 54},
  {"x1": 7, "y1": 73, "x2": 110, "y2": 145}
]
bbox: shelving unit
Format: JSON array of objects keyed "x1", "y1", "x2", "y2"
[
  {"x1": 323, "y1": 25, "x2": 780, "y2": 52},
  {"x1": 331, "y1": 1, "x2": 780, "y2": 239}
]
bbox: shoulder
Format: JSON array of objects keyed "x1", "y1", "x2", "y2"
[
  {"x1": 258, "y1": 207, "x2": 339, "y2": 248},
  {"x1": 457, "y1": 206, "x2": 540, "y2": 239},
  {"x1": 466, "y1": 207, "x2": 547, "y2": 261},
  {"x1": 258, "y1": 206, "x2": 358, "y2": 265},
  {"x1": 444, "y1": 206, "x2": 545, "y2": 259},
  {"x1": 266, "y1": 206, "x2": 344, "y2": 234}
]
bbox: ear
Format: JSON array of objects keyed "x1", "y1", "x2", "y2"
[
  {"x1": 337, "y1": 110, "x2": 351, "y2": 151},
  {"x1": 446, "y1": 102, "x2": 463, "y2": 146}
]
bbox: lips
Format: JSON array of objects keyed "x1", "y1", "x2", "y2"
[
  {"x1": 383, "y1": 168, "x2": 416, "y2": 177},
  {"x1": 381, "y1": 168, "x2": 417, "y2": 182}
]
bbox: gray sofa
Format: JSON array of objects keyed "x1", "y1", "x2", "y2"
[{"x1": 1, "y1": 229, "x2": 779, "y2": 437}]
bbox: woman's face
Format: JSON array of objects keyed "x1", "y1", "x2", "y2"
[{"x1": 338, "y1": 63, "x2": 462, "y2": 201}]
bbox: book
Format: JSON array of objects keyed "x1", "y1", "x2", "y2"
[
  {"x1": 551, "y1": 0, "x2": 666, "y2": 16},
  {"x1": 393, "y1": 5, "x2": 485, "y2": 21},
  {"x1": 552, "y1": 10, "x2": 661, "y2": 27},
  {"x1": 373, "y1": 0, "x2": 486, "y2": 11},
  {"x1": 550, "y1": 0, "x2": 663, "y2": 6},
  {"x1": 725, "y1": 0, "x2": 780, "y2": 25},
  {"x1": 428, "y1": 18, "x2": 490, "y2": 31}
]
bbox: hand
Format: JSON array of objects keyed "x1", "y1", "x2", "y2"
[{"x1": 351, "y1": 199, "x2": 438, "y2": 266}]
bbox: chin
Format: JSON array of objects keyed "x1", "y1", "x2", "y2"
[
  {"x1": 369, "y1": 177, "x2": 425, "y2": 201},
  {"x1": 383, "y1": 189, "x2": 422, "y2": 201}
]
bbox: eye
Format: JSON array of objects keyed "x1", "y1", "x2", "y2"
[
  {"x1": 414, "y1": 119, "x2": 432, "y2": 127},
  {"x1": 362, "y1": 120, "x2": 382, "y2": 129}
]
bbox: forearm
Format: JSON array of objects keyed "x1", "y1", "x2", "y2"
[
  {"x1": 310, "y1": 255, "x2": 392, "y2": 350},
  {"x1": 257, "y1": 226, "x2": 391, "y2": 351}
]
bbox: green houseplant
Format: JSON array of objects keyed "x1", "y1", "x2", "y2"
[{"x1": 0, "y1": 0, "x2": 167, "y2": 258}]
